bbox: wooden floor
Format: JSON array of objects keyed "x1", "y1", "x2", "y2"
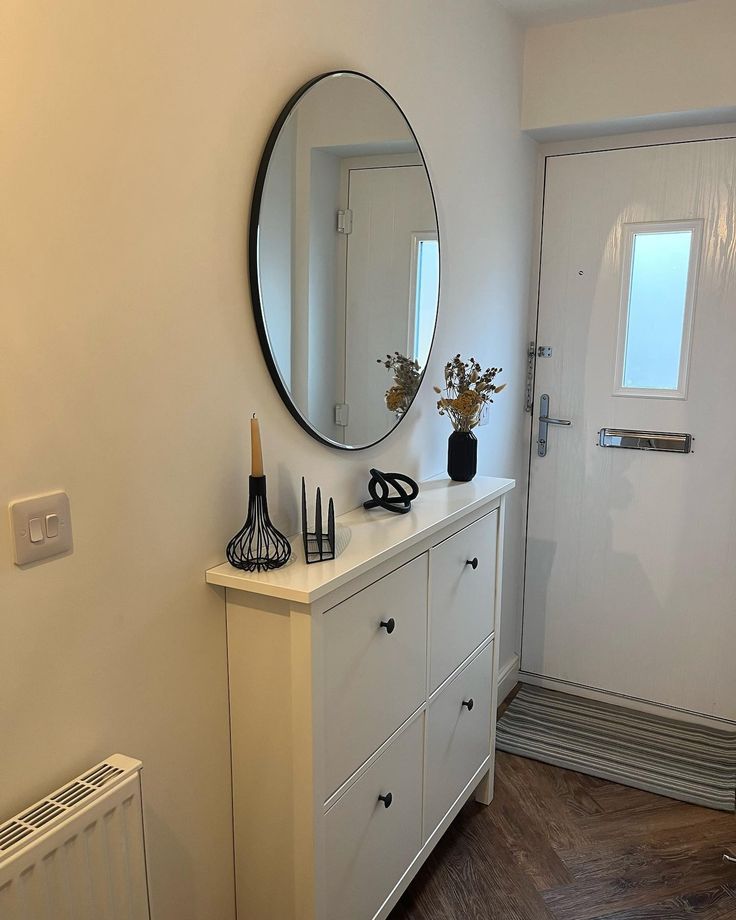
[{"x1": 389, "y1": 752, "x2": 736, "y2": 920}]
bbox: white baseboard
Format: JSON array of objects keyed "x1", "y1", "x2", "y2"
[
  {"x1": 519, "y1": 671, "x2": 736, "y2": 730},
  {"x1": 498, "y1": 654, "x2": 520, "y2": 705}
]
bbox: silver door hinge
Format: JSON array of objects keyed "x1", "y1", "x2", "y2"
[
  {"x1": 334, "y1": 403, "x2": 349, "y2": 426},
  {"x1": 525, "y1": 341, "x2": 535, "y2": 413},
  {"x1": 336, "y1": 209, "x2": 353, "y2": 234},
  {"x1": 526, "y1": 343, "x2": 553, "y2": 412}
]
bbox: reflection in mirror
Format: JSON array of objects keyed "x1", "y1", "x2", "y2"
[{"x1": 252, "y1": 72, "x2": 440, "y2": 449}]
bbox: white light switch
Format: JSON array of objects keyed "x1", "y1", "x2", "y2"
[
  {"x1": 29, "y1": 518, "x2": 44, "y2": 543},
  {"x1": 45, "y1": 513, "x2": 59, "y2": 538},
  {"x1": 9, "y1": 492, "x2": 73, "y2": 565}
]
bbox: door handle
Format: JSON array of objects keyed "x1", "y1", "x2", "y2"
[
  {"x1": 538, "y1": 394, "x2": 571, "y2": 457},
  {"x1": 540, "y1": 415, "x2": 571, "y2": 427}
]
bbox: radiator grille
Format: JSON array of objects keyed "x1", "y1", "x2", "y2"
[
  {"x1": 18, "y1": 800, "x2": 64, "y2": 829},
  {"x1": 0, "y1": 822, "x2": 32, "y2": 851},
  {"x1": 52, "y1": 781, "x2": 96, "y2": 807},
  {"x1": 0, "y1": 757, "x2": 132, "y2": 856},
  {"x1": 81, "y1": 763, "x2": 124, "y2": 787}
]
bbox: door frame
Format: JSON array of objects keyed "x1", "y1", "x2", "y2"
[{"x1": 518, "y1": 121, "x2": 736, "y2": 729}]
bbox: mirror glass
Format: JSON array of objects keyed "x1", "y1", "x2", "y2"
[{"x1": 251, "y1": 72, "x2": 440, "y2": 449}]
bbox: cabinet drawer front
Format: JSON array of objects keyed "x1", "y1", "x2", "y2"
[
  {"x1": 429, "y1": 511, "x2": 497, "y2": 691},
  {"x1": 424, "y1": 642, "x2": 493, "y2": 839},
  {"x1": 324, "y1": 554, "x2": 428, "y2": 796},
  {"x1": 325, "y1": 717, "x2": 423, "y2": 920}
]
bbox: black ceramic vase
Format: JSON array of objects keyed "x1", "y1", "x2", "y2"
[{"x1": 447, "y1": 430, "x2": 477, "y2": 482}]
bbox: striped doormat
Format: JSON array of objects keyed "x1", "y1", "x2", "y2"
[{"x1": 496, "y1": 684, "x2": 736, "y2": 812}]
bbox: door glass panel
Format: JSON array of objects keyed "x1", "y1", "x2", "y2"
[{"x1": 616, "y1": 221, "x2": 700, "y2": 398}]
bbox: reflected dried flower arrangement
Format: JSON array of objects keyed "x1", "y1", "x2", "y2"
[
  {"x1": 434, "y1": 354, "x2": 505, "y2": 432},
  {"x1": 378, "y1": 352, "x2": 422, "y2": 416}
]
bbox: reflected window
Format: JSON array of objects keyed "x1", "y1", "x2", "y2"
[
  {"x1": 615, "y1": 220, "x2": 701, "y2": 398},
  {"x1": 410, "y1": 234, "x2": 439, "y2": 361}
]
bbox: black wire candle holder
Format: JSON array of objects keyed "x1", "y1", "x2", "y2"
[
  {"x1": 226, "y1": 475, "x2": 291, "y2": 572},
  {"x1": 301, "y1": 477, "x2": 335, "y2": 564}
]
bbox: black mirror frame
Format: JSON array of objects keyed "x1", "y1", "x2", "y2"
[{"x1": 248, "y1": 70, "x2": 441, "y2": 450}]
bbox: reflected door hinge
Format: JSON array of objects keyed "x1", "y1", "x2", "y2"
[
  {"x1": 334, "y1": 403, "x2": 349, "y2": 426},
  {"x1": 336, "y1": 209, "x2": 353, "y2": 234}
]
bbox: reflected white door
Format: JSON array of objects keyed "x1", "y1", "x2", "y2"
[
  {"x1": 522, "y1": 139, "x2": 736, "y2": 721},
  {"x1": 343, "y1": 165, "x2": 436, "y2": 445}
]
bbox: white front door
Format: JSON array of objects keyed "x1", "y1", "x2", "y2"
[{"x1": 522, "y1": 139, "x2": 736, "y2": 722}]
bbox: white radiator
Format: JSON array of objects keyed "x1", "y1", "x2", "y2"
[{"x1": 0, "y1": 753, "x2": 150, "y2": 920}]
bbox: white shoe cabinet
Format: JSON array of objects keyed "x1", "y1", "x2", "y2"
[{"x1": 206, "y1": 476, "x2": 514, "y2": 920}]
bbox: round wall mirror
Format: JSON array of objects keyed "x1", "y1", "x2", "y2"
[{"x1": 250, "y1": 71, "x2": 440, "y2": 449}]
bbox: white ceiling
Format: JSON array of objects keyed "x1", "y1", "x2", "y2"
[{"x1": 497, "y1": 0, "x2": 695, "y2": 26}]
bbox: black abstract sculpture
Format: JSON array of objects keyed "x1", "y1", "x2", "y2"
[
  {"x1": 363, "y1": 469, "x2": 419, "y2": 514},
  {"x1": 226, "y1": 475, "x2": 291, "y2": 572},
  {"x1": 301, "y1": 477, "x2": 336, "y2": 564}
]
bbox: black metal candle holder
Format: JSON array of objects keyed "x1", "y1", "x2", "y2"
[
  {"x1": 363, "y1": 469, "x2": 419, "y2": 514},
  {"x1": 301, "y1": 477, "x2": 335, "y2": 564},
  {"x1": 226, "y1": 475, "x2": 291, "y2": 572}
]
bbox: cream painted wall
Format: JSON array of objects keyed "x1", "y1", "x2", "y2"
[
  {"x1": 523, "y1": 0, "x2": 736, "y2": 138},
  {"x1": 1, "y1": 2, "x2": 535, "y2": 918}
]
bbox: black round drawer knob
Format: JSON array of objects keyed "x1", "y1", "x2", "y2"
[
  {"x1": 379, "y1": 618, "x2": 396, "y2": 634},
  {"x1": 378, "y1": 792, "x2": 393, "y2": 809},
  {"x1": 462, "y1": 698, "x2": 475, "y2": 711},
  {"x1": 466, "y1": 557, "x2": 479, "y2": 570}
]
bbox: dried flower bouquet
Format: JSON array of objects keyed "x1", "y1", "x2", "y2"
[
  {"x1": 378, "y1": 352, "x2": 422, "y2": 416},
  {"x1": 434, "y1": 354, "x2": 505, "y2": 432}
]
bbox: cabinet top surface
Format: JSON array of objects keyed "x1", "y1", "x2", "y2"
[{"x1": 205, "y1": 476, "x2": 514, "y2": 605}]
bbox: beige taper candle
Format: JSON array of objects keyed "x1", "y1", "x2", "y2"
[{"x1": 251, "y1": 413, "x2": 264, "y2": 477}]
